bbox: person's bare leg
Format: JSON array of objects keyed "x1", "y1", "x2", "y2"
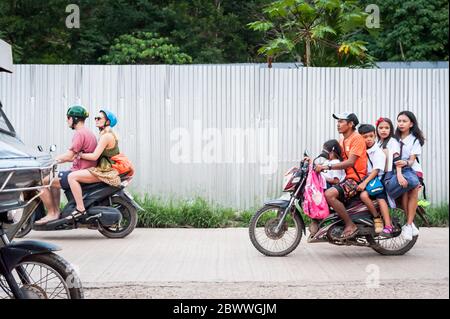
[
  {"x1": 51, "y1": 186, "x2": 61, "y2": 215},
  {"x1": 401, "y1": 193, "x2": 408, "y2": 219},
  {"x1": 360, "y1": 191, "x2": 379, "y2": 217},
  {"x1": 407, "y1": 188, "x2": 419, "y2": 225},
  {"x1": 36, "y1": 177, "x2": 60, "y2": 223},
  {"x1": 378, "y1": 198, "x2": 392, "y2": 226},
  {"x1": 68, "y1": 170, "x2": 101, "y2": 213},
  {"x1": 325, "y1": 188, "x2": 357, "y2": 237}
]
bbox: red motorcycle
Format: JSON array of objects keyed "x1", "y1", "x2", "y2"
[{"x1": 248, "y1": 151, "x2": 428, "y2": 257}]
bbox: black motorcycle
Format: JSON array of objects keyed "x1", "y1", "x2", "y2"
[
  {"x1": 15, "y1": 163, "x2": 141, "y2": 239},
  {"x1": 1, "y1": 203, "x2": 83, "y2": 299},
  {"x1": 249, "y1": 151, "x2": 429, "y2": 257}
]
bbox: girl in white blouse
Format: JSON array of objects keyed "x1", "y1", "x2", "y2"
[{"x1": 394, "y1": 111, "x2": 426, "y2": 241}]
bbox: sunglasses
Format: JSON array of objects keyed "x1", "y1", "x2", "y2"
[{"x1": 94, "y1": 117, "x2": 104, "y2": 121}]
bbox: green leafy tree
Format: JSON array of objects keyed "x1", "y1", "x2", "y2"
[
  {"x1": 99, "y1": 32, "x2": 193, "y2": 64},
  {"x1": 354, "y1": 0, "x2": 449, "y2": 61},
  {"x1": 248, "y1": 0, "x2": 375, "y2": 66}
]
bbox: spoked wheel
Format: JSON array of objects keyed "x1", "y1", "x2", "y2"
[
  {"x1": 0, "y1": 253, "x2": 83, "y2": 299},
  {"x1": 370, "y1": 207, "x2": 421, "y2": 256},
  {"x1": 98, "y1": 196, "x2": 138, "y2": 239},
  {"x1": 249, "y1": 205, "x2": 303, "y2": 257}
]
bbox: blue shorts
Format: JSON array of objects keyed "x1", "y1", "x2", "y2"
[
  {"x1": 369, "y1": 191, "x2": 388, "y2": 201},
  {"x1": 58, "y1": 170, "x2": 72, "y2": 190}
]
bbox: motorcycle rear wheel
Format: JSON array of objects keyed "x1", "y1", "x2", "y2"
[
  {"x1": 249, "y1": 205, "x2": 303, "y2": 257},
  {"x1": 98, "y1": 196, "x2": 137, "y2": 239},
  {"x1": 369, "y1": 207, "x2": 421, "y2": 256}
]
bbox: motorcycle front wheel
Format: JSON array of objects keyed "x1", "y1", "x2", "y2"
[
  {"x1": 249, "y1": 205, "x2": 303, "y2": 257},
  {"x1": 0, "y1": 253, "x2": 84, "y2": 299}
]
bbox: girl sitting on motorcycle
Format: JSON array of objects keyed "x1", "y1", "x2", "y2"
[{"x1": 320, "y1": 139, "x2": 346, "y2": 189}]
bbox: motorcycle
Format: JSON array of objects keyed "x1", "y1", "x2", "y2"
[
  {"x1": 1, "y1": 176, "x2": 84, "y2": 299},
  {"x1": 249, "y1": 150, "x2": 429, "y2": 257},
  {"x1": 14, "y1": 148, "x2": 141, "y2": 239}
]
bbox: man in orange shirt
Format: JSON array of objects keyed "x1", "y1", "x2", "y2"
[{"x1": 315, "y1": 112, "x2": 368, "y2": 239}]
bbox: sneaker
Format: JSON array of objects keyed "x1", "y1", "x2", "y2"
[
  {"x1": 401, "y1": 224, "x2": 413, "y2": 241},
  {"x1": 411, "y1": 223, "x2": 420, "y2": 237}
]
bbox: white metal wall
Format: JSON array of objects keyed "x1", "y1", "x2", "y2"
[{"x1": 0, "y1": 65, "x2": 448, "y2": 208}]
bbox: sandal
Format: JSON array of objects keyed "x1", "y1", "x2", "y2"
[
  {"x1": 340, "y1": 225, "x2": 359, "y2": 240},
  {"x1": 380, "y1": 225, "x2": 394, "y2": 238},
  {"x1": 34, "y1": 215, "x2": 60, "y2": 225},
  {"x1": 65, "y1": 209, "x2": 87, "y2": 221},
  {"x1": 373, "y1": 217, "x2": 384, "y2": 234}
]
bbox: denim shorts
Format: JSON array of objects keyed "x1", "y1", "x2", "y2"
[{"x1": 58, "y1": 170, "x2": 72, "y2": 190}]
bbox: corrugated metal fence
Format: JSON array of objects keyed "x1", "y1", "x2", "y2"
[{"x1": 0, "y1": 65, "x2": 448, "y2": 208}]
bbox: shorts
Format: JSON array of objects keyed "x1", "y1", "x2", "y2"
[
  {"x1": 58, "y1": 170, "x2": 72, "y2": 190},
  {"x1": 369, "y1": 191, "x2": 388, "y2": 201},
  {"x1": 332, "y1": 179, "x2": 359, "y2": 203}
]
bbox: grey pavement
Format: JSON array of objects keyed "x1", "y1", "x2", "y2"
[{"x1": 19, "y1": 227, "x2": 449, "y2": 299}]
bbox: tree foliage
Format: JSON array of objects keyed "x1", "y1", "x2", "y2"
[
  {"x1": 0, "y1": 0, "x2": 447, "y2": 64},
  {"x1": 353, "y1": 0, "x2": 449, "y2": 61},
  {"x1": 99, "y1": 32, "x2": 192, "y2": 64},
  {"x1": 248, "y1": 0, "x2": 376, "y2": 67}
]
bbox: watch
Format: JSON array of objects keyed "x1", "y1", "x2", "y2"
[{"x1": 327, "y1": 163, "x2": 333, "y2": 170}]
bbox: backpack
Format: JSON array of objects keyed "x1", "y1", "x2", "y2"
[
  {"x1": 302, "y1": 164, "x2": 330, "y2": 219},
  {"x1": 111, "y1": 153, "x2": 135, "y2": 177}
]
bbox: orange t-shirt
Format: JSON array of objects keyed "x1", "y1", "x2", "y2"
[{"x1": 340, "y1": 132, "x2": 368, "y2": 181}]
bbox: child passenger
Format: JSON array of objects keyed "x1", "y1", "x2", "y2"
[
  {"x1": 357, "y1": 124, "x2": 393, "y2": 236},
  {"x1": 320, "y1": 139, "x2": 346, "y2": 189}
]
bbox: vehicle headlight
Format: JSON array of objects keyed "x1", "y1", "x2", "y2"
[{"x1": 7, "y1": 209, "x2": 23, "y2": 224}]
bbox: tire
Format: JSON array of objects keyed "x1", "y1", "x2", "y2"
[
  {"x1": 0, "y1": 253, "x2": 84, "y2": 299},
  {"x1": 370, "y1": 207, "x2": 421, "y2": 256},
  {"x1": 15, "y1": 219, "x2": 32, "y2": 238},
  {"x1": 249, "y1": 205, "x2": 303, "y2": 257},
  {"x1": 98, "y1": 196, "x2": 138, "y2": 239}
]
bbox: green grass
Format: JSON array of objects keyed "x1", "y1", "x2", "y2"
[
  {"x1": 135, "y1": 195, "x2": 253, "y2": 228},
  {"x1": 133, "y1": 194, "x2": 448, "y2": 228}
]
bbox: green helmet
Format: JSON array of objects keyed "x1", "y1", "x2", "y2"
[{"x1": 67, "y1": 105, "x2": 89, "y2": 119}]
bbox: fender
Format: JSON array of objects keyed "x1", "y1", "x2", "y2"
[
  {"x1": 264, "y1": 199, "x2": 306, "y2": 236},
  {"x1": 0, "y1": 240, "x2": 60, "y2": 273},
  {"x1": 117, "y1": 190, "x2": 144, "y2": 211}
]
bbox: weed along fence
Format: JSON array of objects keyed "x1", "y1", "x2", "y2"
[{"x1": 0, "y1": 65, "x2": 448, "y2": 209}]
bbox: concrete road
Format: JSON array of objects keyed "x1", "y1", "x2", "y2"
[{"x1": 20, "y1": 228, "x2": 449, "y2": 299}]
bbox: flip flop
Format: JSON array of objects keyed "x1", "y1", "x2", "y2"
[
  {"x1": 340, "y1": 226, "x2": 359, "y2": 240},
  {"x1": 34, "y1": 215, "x2": 59, "y2": 225},
  {"x1": 65, "y1": 209, "x2": 87, "y2": 221}
]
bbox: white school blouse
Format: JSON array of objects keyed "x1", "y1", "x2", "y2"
[{"x1": 399, "y1": 134, "x2": 423, "y2": 173}]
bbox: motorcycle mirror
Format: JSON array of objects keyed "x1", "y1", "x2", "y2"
[
  {"x1": 37, "y1": 145, "x2": 44, "y2": 152},
  {"x1": 303, "y1": 149, "x2": 310, "y2": 157},
  {"x1": 49, "y1": 144, "x2": 57, "y2": 153}
]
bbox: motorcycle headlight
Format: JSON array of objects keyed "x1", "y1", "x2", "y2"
[{"x1": 7, "y1": 209, "x2": 23, "y2": 224}]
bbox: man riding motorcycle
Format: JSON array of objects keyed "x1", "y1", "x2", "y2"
[
  {"x1": 315, "y1": 112, "x2": 368, "y2": 240},
  {"x1": 35, "y1": 105, "x2": 97, "y2": 225}
]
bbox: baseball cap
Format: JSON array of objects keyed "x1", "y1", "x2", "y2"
[{"x1": 332, "y1": 112, "x2": 360, "y2": 127}]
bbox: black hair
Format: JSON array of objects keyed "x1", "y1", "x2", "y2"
[
  {"x1": 345, "y1": 120, "x2": 357, "y2": 131},
  {"x1": 323, "y1": 139, "x2": 343, "y2": 161},
  {"x1": 69, "y1": 116, "x2": 85, "y2": 130},
  {"x1": 358, "y1": 124, "x2": 375, "y2": 135},
  {"x1": 375, "y1": 117, "x2": 396, "y2": 149},
  {"x1": 395, "y1": 111, "x2": 425, "y2": 146}
]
